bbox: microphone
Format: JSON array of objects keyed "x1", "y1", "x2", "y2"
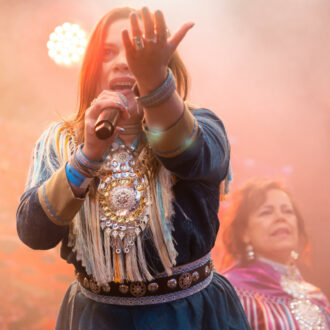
[
  {"x1": 94, "y1": 108, "x2": 120, "y2": 140},
  {"x1": 94, "y1": 92, "x2": 128, "y2": 140}
]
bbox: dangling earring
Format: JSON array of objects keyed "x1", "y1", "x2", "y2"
[
  {"x1": 290, "y1": 250, "x2": 299, "y2": 261},
  {"x1": 246, "y1": 244, "x2": 255, "y2": 261}
]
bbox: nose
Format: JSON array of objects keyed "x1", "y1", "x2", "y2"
[
  {"x1": 112, "y1": 51, "x2": 129, "y2": 73},
  {"x1": 274, "y1": 209, "x2": 287, "y2": 223}
]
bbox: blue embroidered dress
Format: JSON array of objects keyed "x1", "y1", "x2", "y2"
[{"x1": 17, "y1": 108, "x2": 250, "y2": 330}]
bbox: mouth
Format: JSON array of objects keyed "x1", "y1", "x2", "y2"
[
  {"x1": 109, "y1": 77, "x2": 135, "y2": 93},
  {"x1": 270, "y1": 227, "x2": 291, "y2": 238}
]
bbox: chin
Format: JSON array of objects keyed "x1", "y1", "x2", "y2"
[{"x1": 269, "y1": 243, "x2": 296, "y2": 258}]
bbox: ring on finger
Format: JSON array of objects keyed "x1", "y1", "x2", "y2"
[
  {"x1": 133, "y1": 36, "x2": 144, "y2": 50},
  {"x1": 144, "y1": 35, "x2": 157, "y2": 43},
  {"x1": 157, "y1": 29, "x2": 169, "y2": 42}
]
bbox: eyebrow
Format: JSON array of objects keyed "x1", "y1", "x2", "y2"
[
  {"x1": 103, "y1": 43, "x2": 116, "y2": 48},
  {"x1": 259, "y1": 203, "x2": 292, "y2": 209}
]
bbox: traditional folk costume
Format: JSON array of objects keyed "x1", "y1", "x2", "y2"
[
  {"x1": 17, "y1": 105, "x2": 249, "y2": 329},
  {"x1": 224, "y1": 258, "x2": 330, "y2": 330}
]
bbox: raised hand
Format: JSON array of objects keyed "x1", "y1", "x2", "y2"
[{"x1": 121, "y1": 7, "x2": 194, "y2": 94}]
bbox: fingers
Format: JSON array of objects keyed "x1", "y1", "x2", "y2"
[
  {"x1": 154, "y1": 10, "x2": 167, "y2": 44},
  {"x1": 168, "y1": 22, "x2": 194, "y2": 52},
  {"x1": 142, "y1": 7, "x2": 155, "y2": 41},
  {"x1": 130, "y1": 12, "x2": 143, "y2": 37},
  {"x1": 122, "y1": 29, "x2": 135, "y2": 54},
  {"x1": 86, "y1": 92, "x2": 129, "y2": 121}
]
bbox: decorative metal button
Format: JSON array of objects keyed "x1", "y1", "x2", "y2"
[
  {"x1": 83, "y1": 277, "x2": 90, "y2": 289},
  {"x1": 148, "y1": 282, "x2": 159, "y2": 292},
  {"x1": 205, "y1": 265, "x2": 211, "y2": 276},
  {"x1": 102, "y1": 284, "x2": 111, "y2": 293},
  {"x1": 130, "y1": 282, "x2": 147, "y2": 297},
  {"x1": 119, "y1": 284, "x2": 129, "y2": 294},
  {"x1": 90, "y1": 280, "x2": 101, "y2": 294},
  {"x1": 167, "y1": 278, "x2": 177, "y2": 289},
  {"x1": 192, "y1": 271, "x2": 200, "y2": 282},
  {"x1": 179, "y1": 273, "x2": 192, "y2": 289}
]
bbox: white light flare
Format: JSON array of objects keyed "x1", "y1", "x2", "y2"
[{"x1": 47, "y1": 23, "x2": 87, "y2": 66}]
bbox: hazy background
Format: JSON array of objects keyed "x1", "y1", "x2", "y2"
[{"x1": 0, "y1": 0, "x2": 329, "y2": 328}]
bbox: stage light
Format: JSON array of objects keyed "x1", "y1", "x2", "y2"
[{"x1": 47, "y1": 23, "x2": 87, "y2": 66}]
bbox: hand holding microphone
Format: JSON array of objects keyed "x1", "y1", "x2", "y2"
[{"x1": 94, "y1": 92, "x2": 129, "y2": 140}]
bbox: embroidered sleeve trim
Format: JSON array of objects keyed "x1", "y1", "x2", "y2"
[
  {"x1": 37, "y1": 165, "x2": 85, "y2": 226},
  {"x1": 143, "y1": 103, "x2": 198, "y2": 158}
]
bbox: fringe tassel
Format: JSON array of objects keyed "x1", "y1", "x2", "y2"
[
  {"x1": 148, "y1": 184, "x2": 173, "y2": 276},
  {"x1": 103, "y1": 229, "x2": 113, "y2": 282},
  {"x1": 125, "y1": 244, "x2": 143, "y2": 282},
  {"x1": 113, "y1": 251, "x2": 125, "y2": 282},
  {"x1": 125, "y1": 247, "x2": 134, "y2": 281},
  {"x1": 48, "y1": 130, "x2": 180, "y2": 285},
  {"x1": 137, "y1": 235, "x2": 153, "y2": 281},
  {"x1": 156, "y1": 168, "x2": 177, "y2": 264},
  {"x1": 90, "y1": 197, "x2": 108, "y2": 285}
]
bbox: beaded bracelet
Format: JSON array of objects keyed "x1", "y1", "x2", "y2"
[
  {"x1": 69, "y1": 143, "x2": 105, "y2": 179},
  {"x1": 70, "y1": 155, "x2": 95, "y2": 178},
  {"x1": 135, "y1": 68, "x2": 176, "y2": 108},
  {"x1": 76, "y1": 144, "x2": 105, "y2": 170}
]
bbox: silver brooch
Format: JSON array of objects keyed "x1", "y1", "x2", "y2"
[
  {"x1": 167, "y1": 278, "x2": 177, "y2": 289},
  {"x1": 148, "y1": 282, "x2": 159, "y2": 292},
  {"x1": 119, "y1": 284, "x2": 129, "y2": 294},
  {"x1": 192, "y1": 271, "x2": 200, "y2": 282},
  {"x1": 179, "y1": 273, "x2": 192, "y2": 289},
  {"x1": 130, "y1": 282, "x2": 147, "y2": 297}
]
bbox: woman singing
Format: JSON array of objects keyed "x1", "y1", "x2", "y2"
[{"x1": 17, "y1": 6, "x2": 249, "y2": 330}]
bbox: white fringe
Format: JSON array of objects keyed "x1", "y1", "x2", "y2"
[{"x1": 31, "y1": 122, "x2": 178, "y2": 285}]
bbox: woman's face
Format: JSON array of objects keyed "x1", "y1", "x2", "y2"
[
  {"x1": 97, "y1": 18, "x2": 143, "y2": 123},
  {"x1": 243, "y1": 189, "x2": 300, "y2": 264}
]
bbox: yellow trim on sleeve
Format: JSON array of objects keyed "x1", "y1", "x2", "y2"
[
  {"x1": 143, "y1": 103, "x2": 198, "y2": 158},
  {"x1": 37, "y1": 165, "x2": 85, "y2": 226}
]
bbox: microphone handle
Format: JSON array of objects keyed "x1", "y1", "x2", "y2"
[{"x1": 94, "y1": 108, "x2": 120, "y2": 140}]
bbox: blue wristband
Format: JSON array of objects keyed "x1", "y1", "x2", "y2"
[{"x1": 66, "y1": 162, "x2": 88, "y2": 187}]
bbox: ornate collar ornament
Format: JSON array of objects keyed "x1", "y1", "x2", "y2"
[
  {"x1": 277, "y1": 264, "x2": 327, "y2": 329},
  {"x1": 97, "y1": 138, "x2": 150, "y2": 255},
  {"x1": 257, "y1": 258, "x2": 327, "y2": 329},
  {"x1": 70, "y1": 136, "x2": 178, "y2": 285}
]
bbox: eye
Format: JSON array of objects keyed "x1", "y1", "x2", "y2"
[
  {"x1": 284, "y1": 208, "x2": 294, "y2": 214},
  {"x1": 258, "y1": 210, "x2": 271, "y2": 216},
  {"x1": 103, "y1": 48, "x2": 116, "y2": 59}
]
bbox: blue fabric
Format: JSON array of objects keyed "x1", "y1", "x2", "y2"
[
  {"x1": 66, "y1": 162, "x2": 87, "y2": 187},
  {"x1": 17, "y1": 109, "x2": 229, "y2": 271},
  {"x1": 56, "y1": 272, "x2": 250, "y2": 330}
]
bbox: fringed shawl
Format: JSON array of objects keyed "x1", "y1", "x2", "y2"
[{"x1": 27, "y1": 122, "x2": 178, "y2": 285}]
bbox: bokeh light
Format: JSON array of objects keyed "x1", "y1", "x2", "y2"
[{"x1": 47, "y1": 23, "x2": 87, "y2": 66}]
